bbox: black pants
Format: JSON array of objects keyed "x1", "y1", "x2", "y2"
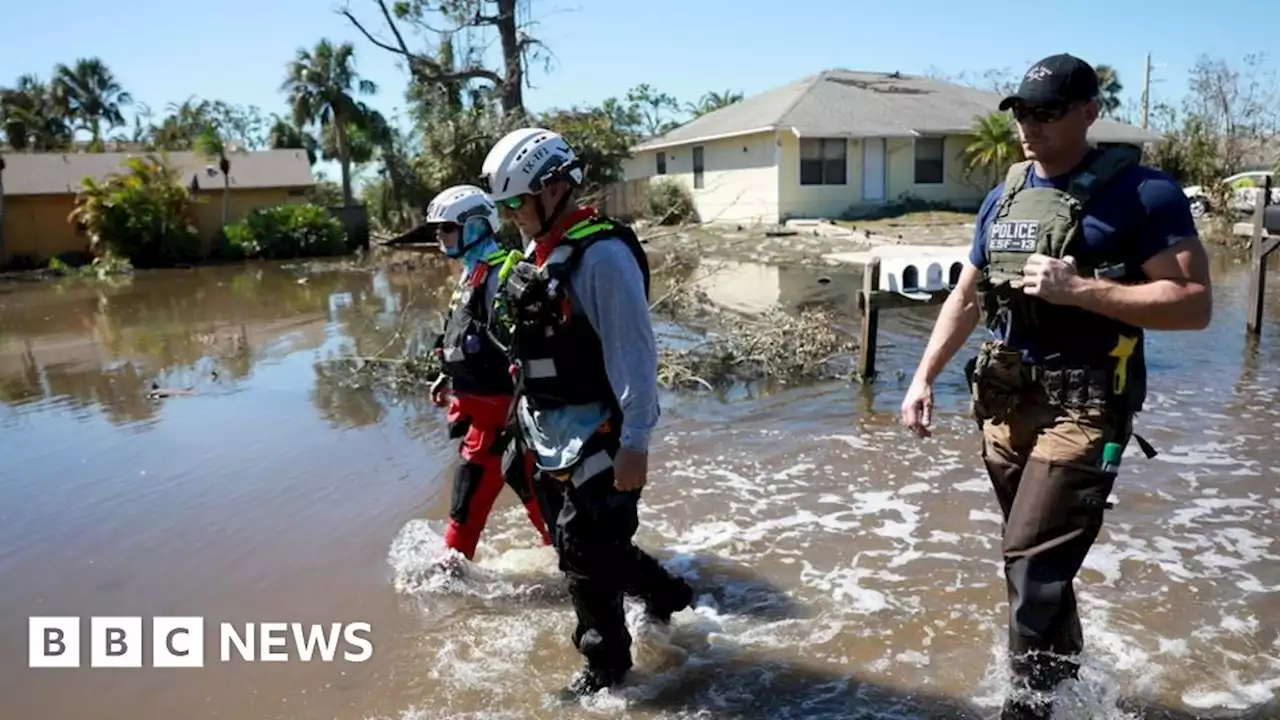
[{"x1": 531, "y1": 438, "x2": 693, "y2": 674}]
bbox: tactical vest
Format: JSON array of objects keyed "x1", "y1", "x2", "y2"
[
  {"x1": 501, "y1": 214, "x2": 651, "y2": 413},
  {"x1": 976, "y1": 147, "x2": 1149, "y2": 412},
  {"x1": 436, "y1": 250, "x2": 519, "y2": 395}
]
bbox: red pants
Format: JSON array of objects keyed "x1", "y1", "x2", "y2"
[{"x1": 443, "y1": 392, "x2": 551, "y2": 560}]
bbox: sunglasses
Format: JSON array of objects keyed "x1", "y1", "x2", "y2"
[
  {"x1": 498, "y1": 195, "x2": 527, "y2": 211},
  {"x1": 436, "y1": 221, "x2": 460, "y2": 234},
  {"x1": 1011, "y1": 103, "x2": 1075, "y2": 124}
]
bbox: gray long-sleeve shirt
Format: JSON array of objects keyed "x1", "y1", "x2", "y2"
[{"x1": 516, "y1": 235, "x2": 660, "y2": 468}]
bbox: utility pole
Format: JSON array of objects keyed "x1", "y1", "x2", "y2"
[{"x1": 1141, "y1": 52, "x2": 1152, "y2": 129}]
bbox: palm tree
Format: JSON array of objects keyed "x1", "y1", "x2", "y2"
[
  {"x1": 685, "y1": 90, "x2": 744, "y2": 118},
  {"x1": 1094, "y1": 64, "x2": 1123, "y2": 118},
  {"x1": 194, "y1": 126, "x2": 233, "y2": 226},
  {"x1": 149, "y1": 97, "x2": 218, "y2": 151},
  {"x1": 267, "y1": 114, "x2": 319, "y2": 165},
  {"x1": 129, "y1": 102, "x2": 156, "y2": 148},
  {"x1": 321, "y1": 103, "x2": 388, "y2": 175},
  {"x1": 963, "y1": 112, "x2": 1023, "y2": 186},
  {"x1": 281, "y1": 39, "x2": 377, "y2": 207},
  {"x1": 1, "y1": 75, "x2": 73, "y2": 151},
  {"x1": 52, "y1": 58, "x2": 132, "y2": 150}
]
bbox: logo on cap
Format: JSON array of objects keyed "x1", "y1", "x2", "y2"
[{"x1": 1025, "y1": 65, "x2": 1052, "y2": 81}]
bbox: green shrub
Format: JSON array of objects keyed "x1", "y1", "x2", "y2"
[
  {"x1": 48, "y1": 252, "x2": 133, "y2": 279},
  {"x1": 222, "y1": 203, "x2": 349, "y2": 260},
  {"x1": 645, "y1": 178, "x2": 697, "y2": 225},
  {"x1": 69, "y1": 154, "x2": 202, "y2": 268}
]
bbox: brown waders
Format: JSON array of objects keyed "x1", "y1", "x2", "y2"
[{"x1": 967, "y1": 342, "x2": 1135, "y2": 720}]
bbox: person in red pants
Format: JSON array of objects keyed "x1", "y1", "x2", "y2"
[{"x1": 425, "y1": 185, "x2": 551, "y2": 564}]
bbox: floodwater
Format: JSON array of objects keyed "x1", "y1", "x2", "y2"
[{"x1": 0, "y1": 246, "x2": 1277, "y2": 720}]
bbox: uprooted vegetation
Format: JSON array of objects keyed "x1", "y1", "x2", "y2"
[
  {"x1": 655, "y1": 307, "x2": 858, "y2": 391},
  {"x1": 316, "y1": 243, "x2": 861, "y2": 396},
  {"x1": 647, "y1": 245, "x2": 859, "y2": 390}
]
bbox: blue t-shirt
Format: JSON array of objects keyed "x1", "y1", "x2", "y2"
[{"x1": 968, "y1": 154, "x2": 1197, "y2": 359}]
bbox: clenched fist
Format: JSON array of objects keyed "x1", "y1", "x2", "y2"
[{"x1": 1021, "y1": 254, "x2": 1081, "y2": 305}]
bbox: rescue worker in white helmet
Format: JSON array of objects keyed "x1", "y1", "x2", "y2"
[
  {"x1": 478, "y1": 128, "x2": 693, "y2": 698},
  {"x1": 425, "y1": 184, "x2": 551, "y2": 567},
  {"x1": 899, "y1": 53, "x2": 1212, "y2": 719}
]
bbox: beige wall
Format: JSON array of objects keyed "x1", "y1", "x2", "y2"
[
  {"x1": 2, "y1": 195, "x2": 84, "y2": 262},
  {"x1": 778, "y1": 133, "x2": 991, "y2": 220},
  {"x1": 2, "y1": 187, "x2": 310, "y2": 265},
  {"x1": 190, "y1": 187, "x2": 307, "y2": 247},
  {"x1": 884, "y1": 136, "x2": 991, "y2": 208},
  {"x1": 623, "y1": 131, "x2": 779, "y2": 225},
  {"x1": 622, "y1": 130, "x2": 994, "y2": 225},
  {"x1": 777, "y1": 133, "x2": 862, "y2": 220}
]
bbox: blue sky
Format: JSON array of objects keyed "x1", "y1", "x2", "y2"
[{"x1": 4, "y1": 0, "x2": 1276, "y2": 183}]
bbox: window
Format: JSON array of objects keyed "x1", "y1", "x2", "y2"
[
  {"x1": 799, "y1": 138, "x2": 847, "y2": 185},
  {"x1": 656, "y1": 151, "x2": 667, "y2": 175},
  {"x1": 692, "y1": 146, "x2": 704, "y2": 189},
  {"x1": 914, "y1": 137, "x2": 945, "y2": 184}
]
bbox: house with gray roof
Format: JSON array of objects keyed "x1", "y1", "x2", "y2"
[{"x1": 621, "y1": 69, "x2": 1163, "y2": 225}]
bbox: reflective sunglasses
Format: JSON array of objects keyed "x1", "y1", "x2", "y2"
[
  {"x1": 1011, "y1": 103, "x2": 1075, "y2": 124},
  {"x1": 499, "y1": 195, "x2": 527, "y2": 211}
]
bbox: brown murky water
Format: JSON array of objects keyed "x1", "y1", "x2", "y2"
[{"x1": 1, "y1": 248, "x2": 1278, "y2": 720}]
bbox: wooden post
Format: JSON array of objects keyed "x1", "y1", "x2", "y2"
[
  {"x1": 1246, "y1": 175, "x2": 1274, "y2": 336},
  {"x1": 857, "y1": 256, "x2": 881, "y2": 382},
  {"x1": 0, "y1": 154, "x2": 5, "y2": 265}
]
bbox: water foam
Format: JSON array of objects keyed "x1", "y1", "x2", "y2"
[{"x1": 377, "y1": 382, "x2": 1280, "y2": 718}]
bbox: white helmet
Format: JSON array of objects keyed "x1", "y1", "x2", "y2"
[
  {"x1": 424, "y1": 184, "x2": 499, "y2": 257},
  {"x1": 425, "y1": 184, "x2": 499, "y2": 231},
  {"x1": 480, "y1": 127, "x2": 585, "y2": 203}
]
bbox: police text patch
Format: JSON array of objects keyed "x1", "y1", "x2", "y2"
[{"x1": 988, "y1": 220, "x2": 1039, "y2": 252}]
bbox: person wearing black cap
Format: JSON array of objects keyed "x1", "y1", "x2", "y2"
[{"x1": 899, "y1": 53, "x2": 1212, "y2": 719}]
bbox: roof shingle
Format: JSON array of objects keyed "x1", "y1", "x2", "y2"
[
  {"x1": 634, "y1": 69, "x2": 1163, "y2": 150},
  {"x1": 1, "y1": 149, "x2": 315, "y2": 196}
]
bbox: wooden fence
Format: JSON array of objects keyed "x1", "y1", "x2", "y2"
[
  {"x1": 326, "y1": 204, "x2": 370, "y2": 250},
  {"x1": 597, "y1": 177, "x2": 650, "y2": 221}
]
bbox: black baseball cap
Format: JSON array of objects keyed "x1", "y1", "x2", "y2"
[{"x1": 999, "y1": 53, "x2": 1099, "y2": 110}]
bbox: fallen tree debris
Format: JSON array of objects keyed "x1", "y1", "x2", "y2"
[
  {"x1": 313, "y1": 244, "x2": 859, "y2": 396},
  {"x1": 657, "y1": 307, "x2": 857, "y2": 391}
]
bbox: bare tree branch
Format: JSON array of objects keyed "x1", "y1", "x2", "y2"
[
  {"x1": 375, "y1": 0, "x2": 417, "y2": 57},
  {"x1": 341, "y1": 4, "x2": 413, "y2": 59},
  {"x1": 341, "y1": 0, "x2": 505, "y2": 87}
]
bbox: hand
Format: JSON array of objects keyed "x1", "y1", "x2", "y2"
[
  {"x1": 429, "y1": 374, "x2": 449, "y2": 406},
  {"x1": 613, "y1": 447, "x2": 648, "y2": 491},
  {"x1": 900, "y1": 378, "x2": 934, "y2": 438},
  {"x1": 1021, "y1": 254, "x2": 1080, "y2": 305}
]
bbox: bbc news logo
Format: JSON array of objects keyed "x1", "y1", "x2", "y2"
[{"x1": 29, "y1": 617, "x2": 373, "y2": 667}]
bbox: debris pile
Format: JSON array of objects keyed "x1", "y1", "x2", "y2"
[{"x1": 317, "y1": 245, "x2": 860, "y2": 396}]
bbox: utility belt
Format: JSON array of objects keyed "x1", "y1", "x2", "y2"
[
  {"x1": 965, "y1": 341, "x2": 1160, "y2": 462},
  {"x1": 965, "y1": 340, "x2": 1122, "y2": 421}
]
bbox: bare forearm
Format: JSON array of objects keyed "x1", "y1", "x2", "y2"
[
  {"x1": 913, "y1": 290, "x2": 980, "y2": 385},
  {"x1": 1069, "y1": 276, "x2": 1212, "y2": 330}
]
